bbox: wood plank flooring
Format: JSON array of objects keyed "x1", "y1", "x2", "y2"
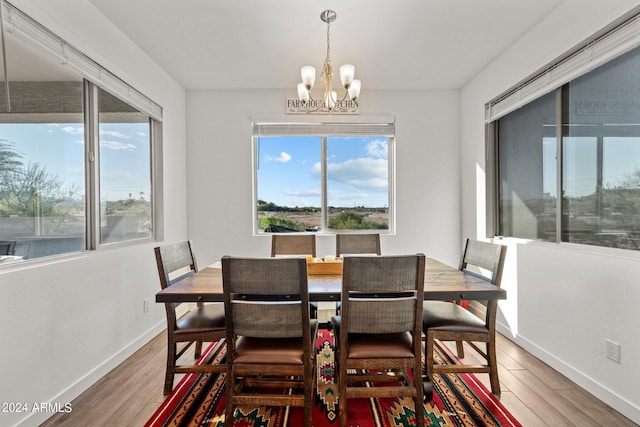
[{"x1": 41, "y1": 331, "x2": 638, "y2": 427}]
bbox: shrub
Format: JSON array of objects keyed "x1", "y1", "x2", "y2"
[{"x1": 259, "y1": 215, "x2": 305, "y2": 232}]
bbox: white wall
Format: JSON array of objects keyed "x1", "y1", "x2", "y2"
[
  {"x1": 185, "y1": 89, "x2": 463, "y2": 269},
  {"x1": 461, "y1": 0, "x2": 640, "y2": 423},
  {"x1": 0, "y1": 1, "x2": 188, "y2": 426}
]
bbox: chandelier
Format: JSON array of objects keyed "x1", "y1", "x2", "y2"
[{"x1": 296, "y1": 10, "x2": 361, "y2": 113}]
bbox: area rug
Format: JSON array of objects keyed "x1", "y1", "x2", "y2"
[{"x1": 145, "y1": 329, "x2": 521, "y2": 427}]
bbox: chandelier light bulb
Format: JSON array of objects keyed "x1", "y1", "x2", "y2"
[
  {"x1": 301, "y1": 66, "x2": 316, "y2": 89},
  {"x1": 348, "y1": 79, "x2": 361, "y2": 100},
  {"x1": 340, "y1": 64, "x2": 355, "y2": 88},
  {"x1": 297, "y1": 83, "x2": 310, "y2": 102}
]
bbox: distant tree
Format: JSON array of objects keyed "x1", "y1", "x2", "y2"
[
  {"x1": 619, "y1": 167, "x2": 640, "y2": 189},
  {"x1": 257, "y1": 199, "x2": 284, "y2": 212},
  {"x1": 1, "y1": 162, "x2": 64, "y2": 216},
  {"x1": 0, "y1": 140, "x2": 24, "y2": 197},
  {"x1": 257, "y1": 199, "x2": 320, "y2": 213}
]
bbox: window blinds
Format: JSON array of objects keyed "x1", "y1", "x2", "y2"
[
  {"x1": 252, "y1": 119, "x2": 396, "y2": 137},
  {"x1": 2, "y1": 1, "x2": 163, "y2": 121},
  {"x1": 485, "y1": 10, "x2": 640, "y2": 123}
]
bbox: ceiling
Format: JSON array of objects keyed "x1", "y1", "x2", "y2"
[{"x1": 88, "y1": 0, "x2": 564, "y2": 92}]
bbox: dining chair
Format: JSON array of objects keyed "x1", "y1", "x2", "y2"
[
  {"x1": 222, "y1": 256, "x2": 318, "y2": 427},
  {"x1": 331, "y1": 254, "x2": 426, "y2": 427},
  {"x1": 271, "y1": 233, "x2": 318, "y2": 318},
  {"x1": 271, "y1": 233, "x2": 316, "y2": 257},
  {"x1": 154, "y1": 241, "x2": 226, "y2": 395},
  {"x1": 335, "y1": 233, "x2": 381, "y2": 315},
  {"x1": 335, "y1": 233, "x2": 381, "y2": 257},
  {"x1": 423, "y1": 239, "x2": 507, "y2": 395}
]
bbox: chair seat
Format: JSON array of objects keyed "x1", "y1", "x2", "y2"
[
  {"x1": 346, "y1": 331, "x2": 414, "y2": 359},
  {"x1": 331, "y1": 316, "x2": 414, "y2": 358},
  {"x1": 423, "y1": 301, "x2": 488, "y2": 333},
  {"x1": 234, "y1": 320, "x2": 319, "y2": 364},
  {"x1": 175, "y1": 303, "x2": 226, "y2": 333}
]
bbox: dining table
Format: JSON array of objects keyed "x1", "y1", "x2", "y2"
[{"x1": 155, "y1": 257, "x2": 506, "y2": 304}]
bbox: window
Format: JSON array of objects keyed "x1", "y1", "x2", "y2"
[
  {"x1": 253, "y1": 121, "x2": 394, "y2": 234},
  {"x1": 490, "y1": 24, "x2": 640, "y2": 251},
  {"x1": 0, "y1": 4, "x2": 161, "y2": 263},
  {"x1": 98, "y1": 88, "x2": 152, "y2": 244}
]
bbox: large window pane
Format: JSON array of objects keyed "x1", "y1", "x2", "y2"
[
  {"x1": 256, "y1": 136, "x2": 321, "y2": 232},
  {"x1": 0, "y1": 32, "x2": 86, "y2": 261},
  {"x1": 497, "y1": 91, "x2": 557, "y2": 241},
  {"x1": 326, "y1": 136, "x2": 389, "y2": 230},
  {"x1": 98, "y1": 89, "x2": 152, "y2": 244}
]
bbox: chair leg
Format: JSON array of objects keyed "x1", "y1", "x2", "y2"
[
  {"x1": 455, "y1": 340, "x2": 465, "y2": 358},
  {"x1": 225, "y1": 365, "x2": 235, "y2": 426},
  {"x1": 194, "y1": 340, "x2": 202, "y2": 359},
  {"x1": 337, "y1": 359, "x2": 347, "y2": 427},
  {"x1": 304, "y1": 368, "x2": 313, "y2": 427},
  {"x1": 338, "y1": 387, "x2": 347, "y2": 427},
  {"x1": 426, "y1": 332, "x2": 435, "y2": 383},
  {"x1": 164, "y1": 342, "x2": 177, "y2": 395},
  {"x1": 414, "y1": 366, "x2": 425, "y2": 427},
  {"x1": 487, "y1": 340, "x2": 501, "y2": 396}
]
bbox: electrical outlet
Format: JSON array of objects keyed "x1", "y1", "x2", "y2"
[
  {"x1": 143, "y1": 298, "x2": 150, "y2": 313},
  {"x1": 606, "y1": 339, "x2": 621, "y2": 363}
]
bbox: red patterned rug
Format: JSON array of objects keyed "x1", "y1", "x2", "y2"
[{"x1": 145, "y1": 329, "x2": 521, "y2": 426}]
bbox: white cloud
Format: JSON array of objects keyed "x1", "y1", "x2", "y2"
[
  {"x1": 265, "y1": 151, "x2": 292, "y2": 163},
  {"x1": 101, "y1": 140, "x2": 136, "y2": 151},
  {"x1": 312, "y1": 157, "x2": 388, "y2": 191},
  {"x1": 101, "y1": 130, "x2": 127, "y2": 138},
  {"x1": 61, "y1": 126, "x2": 84, "y2": 135},
  {"x1": 367, "y1": 139, "x2": 388, "y2": 158}
]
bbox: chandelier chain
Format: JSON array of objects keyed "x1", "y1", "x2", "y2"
[
  {"x1": 321, "y1": 16, "x2": 332, "y2": 84},
  {"x1": 326, "y1": 17, "x2": 331, "y2": 66}
]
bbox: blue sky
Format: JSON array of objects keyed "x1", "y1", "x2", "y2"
[
  {"x1": 0, "y1": 122, "x2": 150, "y2": 201},
  {"x1": 257, "y1": 136, "x2": 390, "y2": 208}
]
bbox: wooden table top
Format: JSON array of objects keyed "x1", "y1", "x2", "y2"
[{"x1": 156, "y1": 258, "x2": 506, "y2": 303}]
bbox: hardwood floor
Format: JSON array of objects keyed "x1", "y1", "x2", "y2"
[{"x1": 41, "y1": 331, "x2": 637, "y2": 427}]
